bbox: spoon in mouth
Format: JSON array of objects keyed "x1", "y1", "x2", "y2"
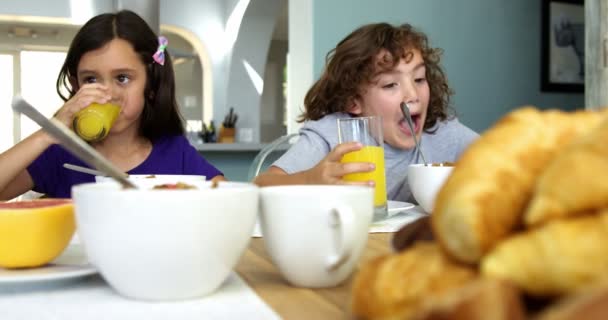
[{"x1": 400, "y1": 102, "x2": 428, "y2": 166}]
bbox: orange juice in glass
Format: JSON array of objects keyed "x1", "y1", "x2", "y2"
[
  {"x1": 73, "y1": 103, "x2": 120, "y2": 142},
  {"x1": 338, "y1": 116, "x2": 387, "y2": 221}
]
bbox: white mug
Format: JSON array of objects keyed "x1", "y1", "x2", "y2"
[{"x1": 259, "y1": 185, "x2": 373, "y2": 288}]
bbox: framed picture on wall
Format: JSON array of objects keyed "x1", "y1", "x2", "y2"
[{"x1": 541, "y1": 0, "x2": 584, "y2": 92}]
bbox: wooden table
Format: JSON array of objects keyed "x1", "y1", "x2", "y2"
[{"x1": 235, "y1": 233, "x2": 394, "y2": 319}]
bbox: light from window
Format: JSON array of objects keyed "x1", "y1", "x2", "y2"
[
  {"x1": 0, "y1": 55, "x2": 13, "y2": 153},
  {"x1": 20, "y1": 51, "x2": 67, "y2": 140}
]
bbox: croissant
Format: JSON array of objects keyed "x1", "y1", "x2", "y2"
[
  {"x1": 351, "y1": 242, "x2": 476, "y2": 320},
  {"x1": 481, "y1": 210, "x2": 608, "y2": 297},
  {"x1": 535, "y1": 278, "x2": 608, "y2": 320},
  {"x1": 432, "y1": 107, "x2": 608, "y2": 264},
  {"x1": 525, "y1": 118, "x2": 608, "y2": 226},
  {"x1": 414, "y1": 277, "x2": 525, "y2": 320}
]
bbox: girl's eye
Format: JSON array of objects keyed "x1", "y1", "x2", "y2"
[
  {"x1": 382, "y1": 82, "x2": 398, "y2": 89},
  {"x1": 117, "y1": 74, "x2": 130, "y2": 84},
  {"x1": 83, "y1": 76, "x2": 97, "y2": 84},
  {"x1": 415, "y1": 77, "x2": 426, "y2": 84}
]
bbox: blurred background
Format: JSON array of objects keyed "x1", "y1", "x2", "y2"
[{"x1": 0, "y1": 0, "x2": 587, "y2": 180}]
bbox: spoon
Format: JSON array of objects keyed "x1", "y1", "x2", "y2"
[
  {"x1": 63, "y1": 163, "x2": 109, "y2": 177},
  {"x1": 400, "y1": 102, "x2": 428, "y2": 166},
  {"x1": 12, "y1": 96, "x2": 137, "y2": 189}
]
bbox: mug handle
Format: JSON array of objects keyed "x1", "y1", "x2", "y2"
[{"x1": 326, "y1": 205, "x2": 355, "y2": 271}]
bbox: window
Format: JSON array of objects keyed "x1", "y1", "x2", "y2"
[
  {"x1": 0, "y1": 50, "x2": 67, "y2": 151},
  {"x1": 20, "y1": 51, "x2": 67, "y2": 139},
  {"x1": 0, "y1": 54, "x2": 13, "y2": 153}
]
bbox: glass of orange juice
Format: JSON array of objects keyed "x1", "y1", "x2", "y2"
[
  {"x1": 73, "y1": 103, "x2": 121, "y2": 142},
  {"x1": 338, "y1": 116, "x2": 387, "y2": 221}
]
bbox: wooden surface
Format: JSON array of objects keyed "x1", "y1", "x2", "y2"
[{"x1": 235, "y1": 233, "x2": 394, "y2": 319}]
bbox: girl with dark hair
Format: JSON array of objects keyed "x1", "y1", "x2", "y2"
[
  {"x1": 0, "y1": 10, "x2": 224, "y2": 200},
  {"x1": 254, "y1": 23, "x2": 478, "y2": 203}
]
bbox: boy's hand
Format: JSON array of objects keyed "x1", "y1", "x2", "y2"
[{"x1": 306, "y1": 142, "x2": 375, "y2": 185}]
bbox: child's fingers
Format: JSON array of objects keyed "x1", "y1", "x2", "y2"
[
  {"x1": 71, "y1": 94, "x2": 111, "y2": 110},
  {"x1": 326, "y1": 142, "x2": 362, "y2": 161},
  {"x1": 53, "y1": 93, "x2": 111, "y2": 128},
  {"x1": 339, "y1": 161, "x2": 375, "y2": 176},
  {"x1": 77, "y1": 83, "x2": 110, "y2": 93},
  {"x1": 73, "y1": 86, "x2": 112, "y2": 106}
]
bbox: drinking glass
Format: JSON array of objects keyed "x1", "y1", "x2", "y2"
[
  {"x1": 338, "y1": 116, "x2": 387, "y2": 221},
  {"x1": 73, "y1": 103, "x2": 120, "y2": 142}
]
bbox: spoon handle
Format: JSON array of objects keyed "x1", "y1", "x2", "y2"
[
  {"x1": 12, "y1": 96, "x2": 136, "y2": 189},
  {"x1": 63, "y1": 163, "x2": 108, "y2": 177},
  {"x1": 400, "y1": 102, "x2": 429, "y2": 165}
]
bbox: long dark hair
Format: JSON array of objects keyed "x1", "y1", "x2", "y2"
[
  {"x1": 301, "y1": 23, "x2": 453, "y2": 132},
  {"x1": 56, "y1": 10, "x2": 184, "y2": 140}
]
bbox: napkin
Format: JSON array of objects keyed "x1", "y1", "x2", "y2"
[
  {"x1": 0, "y1": 273, "x2": 280, "y2": 320},
  {"x1": 252, "y1": 206, "x2": 427, "y2": 237},
  {"x1": 369, "y1": 206, "x2": 427, "y2": 232}
]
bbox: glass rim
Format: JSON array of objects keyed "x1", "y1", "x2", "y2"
[{"x1": 337, "y1": 115, "x2": 382, "y2": 122}]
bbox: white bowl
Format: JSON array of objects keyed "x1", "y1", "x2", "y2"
[
  {"x1": 72, "y1": 181, "x2": 258, "y2": 301},
  {"x1": 95, "y1": 174, "x2": 206, "y2": 188},
  {"x1": 407, "y1": 164, "x2": 454, "y2": 213}
]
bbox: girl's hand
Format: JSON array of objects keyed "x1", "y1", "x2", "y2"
[
  {"x1": 53, "y1": 83, "x2": 112, "y2": 128},
  {"x1": 306, "y1": 142, "x2": 375, "y2": 185}
]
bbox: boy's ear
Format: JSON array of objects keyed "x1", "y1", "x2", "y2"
[{"x1": 346, "y1": 97, "x2": 363, "y2": 115}]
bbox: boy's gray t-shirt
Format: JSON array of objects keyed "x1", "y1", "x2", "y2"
[{"x1": 272, "y1": 112, "x2": 479, "y2": 203}]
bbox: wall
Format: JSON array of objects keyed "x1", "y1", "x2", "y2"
[
  {"x1": 308, "y1": 0, "x2": 584, "y2": 133},
  {"x1": 165, "y1": 33, "x2": 203, "y2": 125},
  {"x1": 260, "y1": 39, "x2": 287, "y2": 142},
  {"x1": 223, "y1": 0, "x2": 285, "y2": 143},
  {"x1": 0, "y1": 0, "x2": 113, "y2": 20},
  {"x1": 160, "y1": 0, "x2": 229, "y2": 126},
  {"x1": 203, "y1": 149, "x2": 283, "y2": 181}
]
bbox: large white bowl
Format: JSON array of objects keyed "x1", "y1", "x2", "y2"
[
  {"x1": 72, "y1": 181, "x2": 258, "y2": 301},
  {"x1": 407, "y1": 164, "x2": 454, "y2": 213}
]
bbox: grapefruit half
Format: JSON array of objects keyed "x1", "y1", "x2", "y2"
[{"x1": 0, "y1": 199, "x2": 75, "y2": 268}]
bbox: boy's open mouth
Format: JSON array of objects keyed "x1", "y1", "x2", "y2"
[{"x1": 399, "y1": 113, "x2": 421, "y2": 136}]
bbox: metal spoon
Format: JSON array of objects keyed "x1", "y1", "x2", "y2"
[
  {"x1": 63, "y1": 163, "x2": 109, "y2": 177},
  {"x1": 400, "y1": 102, "x2": 428, "y2": 166},
  {"x1": 12, "y1": 96, "x2": 136, "y2": 189}
]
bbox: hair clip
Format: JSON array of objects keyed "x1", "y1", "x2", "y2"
[{"x1": 153, "y1": 36, "x2": 169, "y2": 65}]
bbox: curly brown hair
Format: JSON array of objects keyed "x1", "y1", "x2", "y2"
[{"x1": 300, "y1": 23, "x2": 453, "y2": 132}]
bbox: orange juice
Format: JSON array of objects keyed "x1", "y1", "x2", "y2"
[
  {"x1": 341, "y1": 145, "x2": 387, "y2": 207},
  {"x1": 73, "y1": 103, "x2": 120, "y2": 142}
]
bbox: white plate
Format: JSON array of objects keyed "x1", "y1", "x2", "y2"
[
  {"x1": 0, "y1": 244, "x2": 96, "y2": 284},
  {"x1": 387, "y1": 200, "x2": 415, "y2": 215}
]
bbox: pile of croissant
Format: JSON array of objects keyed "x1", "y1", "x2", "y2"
[{"x1": 351, "y1": 106, "x2": 608, "y2": 320}]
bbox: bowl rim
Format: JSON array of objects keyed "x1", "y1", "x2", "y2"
[
  {"x1": 408, "y1": 163, "x2": 454, "y2": 169},
  {"x1": 94, "y1": 174, "x2": 207, "y2": 182},
  {"x1": 72, "y1": 180, "x2": 259, "y2": 195},
  {"x1": 260, "y1": 184, "x2": 373, "y2": 195}
]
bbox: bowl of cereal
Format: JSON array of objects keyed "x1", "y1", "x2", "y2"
[
  {"x1": 407, "y1": 163, "x2": 454, "y2": 213},
  {"x1": 72, "y1": 181, "x2": 257, "y2": 301}
]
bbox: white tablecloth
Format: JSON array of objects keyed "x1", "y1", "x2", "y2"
[{"x1": 0, "y1": 272, "x2": 280, "y2": 320}]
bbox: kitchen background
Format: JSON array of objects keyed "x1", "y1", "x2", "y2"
[{"x1": 0, "y1": 0, "x2": 584, "y2": 181}]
